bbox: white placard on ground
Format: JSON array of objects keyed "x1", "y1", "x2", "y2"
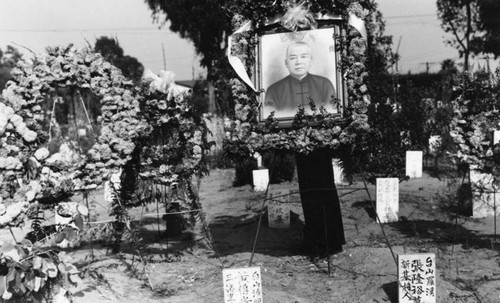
[
  {"x1": 223, "y1": 267, "x2": 262, "y2": 303},
  {"x1": 398, "y1": 253, "x2": 436, "y2": 303},
  {"x1": 252, "y1": 169, "x2": 269, "y2": 192},
  {"x1": 376, "y1": 178, "x2": 399, "y2": 223},
  {"x1": 406, "y1": 151, "x2": 423, "y2": 179},
  {"x1": 332, "y1": 159, "x2": 347, "y2": 185},
  {"x1": 494, "y1": 130, "x2": 500, "y2": 145},
  {"x1": 470, "y1": 168, "x2": 500, "y2": 218},
  {"x1": 428, "y1": 135, "x2": 441, "y2": 154},
  {"x1": 267, "y1": 188, "x2": 290, "y2": 228}
]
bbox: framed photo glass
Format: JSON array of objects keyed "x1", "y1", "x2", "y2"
[{"x1": 257, "y1": 25, "x2": 345, "y2": 125}]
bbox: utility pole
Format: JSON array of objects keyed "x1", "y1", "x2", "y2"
[
  {"x1": 162, "y1": 43, "x2": 167, "y2": 71},
  {"x1": 419, "y1": 62, "x2": 439, "y2": 74}
]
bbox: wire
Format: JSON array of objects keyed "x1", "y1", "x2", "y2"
[{"x1": 0, "y1": 27, "x2": 177, "y2": 34}]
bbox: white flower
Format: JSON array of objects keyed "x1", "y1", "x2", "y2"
[
  {"x1": 34, "y1": 147, "x2": 50, "y2": 160},
  {"x1": 23, "y1": 129, "x2": 37, "y2": 142}
]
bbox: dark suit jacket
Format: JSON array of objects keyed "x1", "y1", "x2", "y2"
[{"x1": 264, "y1": 73, "x2": 335, "y2": 111}]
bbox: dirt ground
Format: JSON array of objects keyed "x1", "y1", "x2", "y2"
[{"x1": 3, "y1": 168, "x2": 500, "y2": 302}]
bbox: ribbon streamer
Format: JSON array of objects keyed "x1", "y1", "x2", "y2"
[
  {"x1": 348, "y1": 13, "x2": 367, "y2": 41},
  {"x1": 227, "y1": 21, "x2": 257, "y2": 92},
  {"x1": 227, "y1": 13, "x2": 367, "y2": 92}
]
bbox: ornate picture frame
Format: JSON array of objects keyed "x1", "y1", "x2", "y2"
[{"x1": 256, "y1": 19, "x2": 346, "y2": 126}]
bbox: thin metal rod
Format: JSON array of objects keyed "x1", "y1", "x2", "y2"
[
  {"x1": 358, "y1": 165, "x2": 398, "y2": 267},
  {"x1": 249, "y1": 183, "x2": 270, "y2": 267}
]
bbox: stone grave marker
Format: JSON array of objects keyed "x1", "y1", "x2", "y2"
[
  {"x1": 398, "y1": 253, "x2": 436, "y2": 303},
  {"x1": 252, "y1": 169, "x2": 269, "y2": 192},
  {"x1": 494, "y1": 130, "x2": 500, "y2": 145},
  {"x1": 376, "y1": 178, "x2": 399, "y2": 223},
  {"x1": 267, "y1": 188, "x2": 290, "y2": 228},
  {"x1": 223, "y1": 267, "x2": 262, "y2": 303},
  {"x1": 406, "y1": 151, "x2": 423, "y2": 178}
]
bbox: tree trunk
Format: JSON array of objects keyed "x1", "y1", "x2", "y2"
[{"x1": 295, "y1": 149, "x2": 345, "y2": 254}]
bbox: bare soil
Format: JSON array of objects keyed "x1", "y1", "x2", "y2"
[{"x1": 3, "y1": 169, "x2": 500, "y2": 302}]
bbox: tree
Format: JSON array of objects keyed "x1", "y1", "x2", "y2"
[
  {"x1": 94, "y1": 37, "x2": 144, "y2": 83},
  {"x1": 436, "y1": 0, "x2": 482, "y2": 71},
  {"x1": 0, "y1": 45, "x2": 23, "y2": 90},
  {"x1": 144, "y1": 0, "x2": 232, "y2": 75},
  {"x1": 477, "y1": 0, "x2": 500, "y2": 57}
]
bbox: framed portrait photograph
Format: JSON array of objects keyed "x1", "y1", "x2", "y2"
[{"x1": 257, "y1": 24, "x2": 345, "y2": 126}]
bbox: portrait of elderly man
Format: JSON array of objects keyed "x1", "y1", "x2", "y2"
[{"x1": 264, "y1": 41, "x2": 336, "y2": 115}]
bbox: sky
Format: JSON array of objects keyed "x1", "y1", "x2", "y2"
[{"x1": 0, "y1": 0, "x2": 496, "y2": 79}]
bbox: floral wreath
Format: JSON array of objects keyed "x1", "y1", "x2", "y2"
[
  {"x1": 0, "y1": 45, "x2": 149, "y2": 228},
  {"x1": 224, "y1": 1, "x2": 371, "y2": 156}
]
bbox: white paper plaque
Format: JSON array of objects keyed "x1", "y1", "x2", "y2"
[
  {"x1": 223, "y1": 267, "x2": 262, "y2": 303},
  {"x1": 398, "y1": 253, "x2": 436, "y2": 303},
  {"x1": 267, "y1": 189, "x2": 290, "y2": 228},
  {"x1": 406, "y1": 151, "x2": 423, "y2": 178},
  {"x1": 376, "y1": 178, "x2": 399, "y2": 223},
  {"x1": 252, "y1": 169, "x2": 269, "y2": 192}
]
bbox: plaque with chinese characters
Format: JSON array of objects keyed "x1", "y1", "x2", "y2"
[
  {"x1": 406, "y1": 151, "x2": 423, "y2": 179},
  {"x1": 376, "y1": 178, "x2": 399, "y2": 223},
  {"x1": 252, "y1": 169, "x2": 269, "y2": 192},
  {"x1": 223, "y1": 267, "x2": 263, "y2": 303},
  {"x1": 398, "y1": 253, "x2": 436, "y2": 303},
  {"x1": 267, "y1": 188, "x2": 290, "y2": 228}
]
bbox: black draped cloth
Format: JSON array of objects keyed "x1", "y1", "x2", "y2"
[{"x1": 295, "y1": 149, "x2": 345, "y2": 254}]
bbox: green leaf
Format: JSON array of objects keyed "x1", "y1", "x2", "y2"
[
  {"x1": 55, "y1": 232, "x2": 66, "y2": 244},
  {"x1": 74, "y1": 214, "x2": 84, "y2": 230}
]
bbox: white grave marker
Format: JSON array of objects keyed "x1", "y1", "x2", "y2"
[
  {"x1": 406, "y1": 151, "x2": 423, "y2": 178},
  {"x1": 494, "y1": 130, "x2": 500, "y2": 145},
  {"x1": 332, "y1": 159, "x2": 347, "y2": 185},
  {"x1": 470, "y1": 168, "x2": 500, "y2": 218},
  {"x1": 77, "y1": 128, "x2": 87, "y2": 137},
  {"x1": 376, "y1": 178, "x2": 399, "y2": 223},
  {"x1": 223, "y1": 267, "x2": 263, "y2": 303},
  {"x1": 267, "y1": 189, "x2": 290, "y2": 228},
  {"x1": 398, "y1": 253, "x2": 436, "y2": 303},
  {"x1": 252, "y1": 169, "x2": 269, "y2": 192}
]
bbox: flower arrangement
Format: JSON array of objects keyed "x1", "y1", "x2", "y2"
[
  {"x1": 223, "y1": 1, "x2": 371, "y2": 156},
  {"x1": 449, "y1": 69, "x2": 500, "y2": 184}
]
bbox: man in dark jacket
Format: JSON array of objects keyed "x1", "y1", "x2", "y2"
[{"x1": 264, "y1": 41, "x2": 335, "y2": 114}]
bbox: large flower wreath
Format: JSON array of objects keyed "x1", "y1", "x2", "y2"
[
  {"x1": 224, "y1": 1, "x2": 371, "y2": 157},
  {"x1": 0, "y1": 44, "x2": 149, "y2": 227}
]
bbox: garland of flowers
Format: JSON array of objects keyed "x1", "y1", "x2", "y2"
[
  {"x1": 223, "y1": 1, "x2": 371, "y2": 156},
  {"x1": 449, "y1": 69, "x2": 500, "y2": 184}
]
